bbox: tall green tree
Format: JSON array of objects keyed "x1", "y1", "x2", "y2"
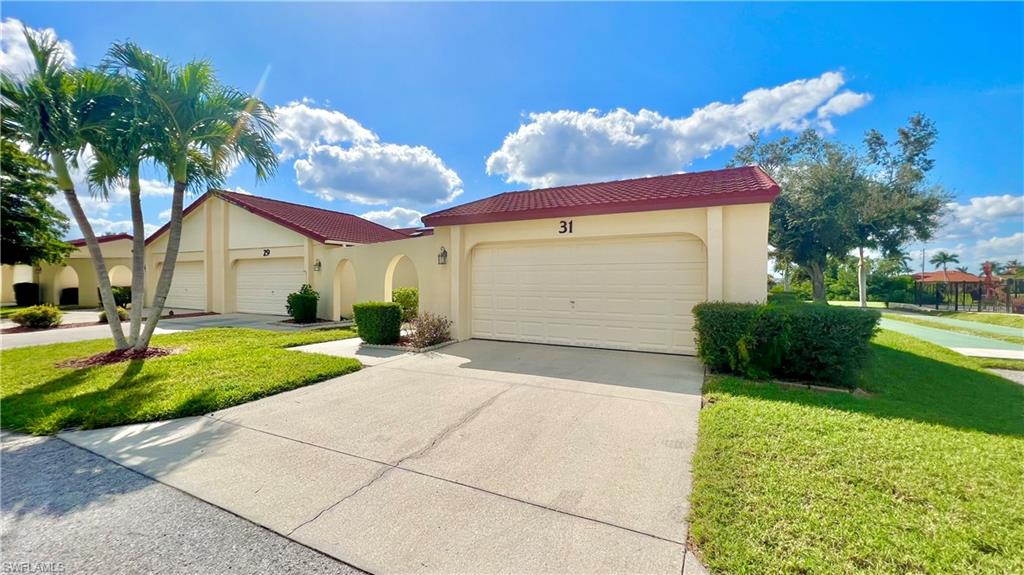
[
  {"x1": 1, "y1": 28, "x2": 129, "y2": 347},
  {"x1": 854, "y1": 114, "x2": 949, "y2": 307},
  {"x1": 929, "y1": 251, "x2": 960, "y2": 279},
  {"x1": 0, "y1": 137, "x2": 73, "y2": 265},
  {"x1": 105, "y1": 42, "x2": 278, "y2": 350},
  {"x1": 732, "y1": 131, "x2": 865, "y2": 301}
]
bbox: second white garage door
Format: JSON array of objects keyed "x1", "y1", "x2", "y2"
[
  {"x1": 165, "y1": 261, "x2": 206, "y2": 310},
  {"x1": 235, "y1": 258, "x2": 306, "y2": 315},
  {"x1": 471, "y1": 236, "x2": 706, "y2": 354}
]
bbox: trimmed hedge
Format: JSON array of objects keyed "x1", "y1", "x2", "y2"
[
  {"x1": 98, "y1": 306, "x2": 129, "y2": 324},
  {"x1": 99, "y1": 286, "x2": 132, "y2": 308},
  {"x1": 693, "y1": 302, "x2": 880, "y2": 388},
  {"x1": 13, "y1": 283, "x2": 39, "y2": 307},
  {"x1": 353, "y1": 301, "x2": 402, "y2": 344},
  {"x1": 392, "y1": 287, "x2": 419, "y2": 322},
  {"x1": 286, "y1": 284, "x2": 320, "y2": 323},
  {"x1": 10, "y1": 305, "x2": 62, "y2": 328}
]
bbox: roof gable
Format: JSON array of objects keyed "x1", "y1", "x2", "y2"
[
  {"x1": 145, "y1": 190, "x2": 408, "y2": 245},
  {"x1": 422, "y1": 166, "x2": 780, "y2": 227}
]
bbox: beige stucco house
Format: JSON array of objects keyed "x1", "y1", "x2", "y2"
[{"x1": 16, "y1": 166, "x2": 778, "y2": 355}]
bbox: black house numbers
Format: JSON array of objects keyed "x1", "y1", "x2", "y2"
[
  {"x1": 262, "y1": 249, "x2": 271, "y2": 257},
  {"x1": 558, "y1": 220, "x2": 574, "y2": 234}
]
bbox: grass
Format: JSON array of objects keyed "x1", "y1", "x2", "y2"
[
  {"x1": 0, "y1": 305, "x2": 27, "y2": 319},
  {"x1": 689, "y1": 330, "x2": 1024, "y2": 574},
  {"x1": 882, "y1": 312, "x2": 1024, "y2": 345},
  {"x1": 975, "y1": 357, "x2": 1024, "y2": 371},
  {"x1": 932, "y1": 310, "x2": 1024, "y2": 329},
  {"x1": 828, "y1": 300, "x2": 887, "y2": 308},
  {"x1": 0, "y1": 327, "x2": 360, "y2": 435}
]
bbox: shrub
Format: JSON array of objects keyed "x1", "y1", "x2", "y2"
[
  {"x1": 409, "y1": 313, "x2": 452, "y2": 349},
  {"x1": 59, "y1": 287, "x2": 79, "y2": 306},
  {"x1": 693, "y1": 302, "x2": 879, "y2": 388},
  {"x1": 392, "y1": 287, "x2": 419, "y2": 322},
  {"x1": 353, "y1": 301, "x2": 402, "y2": 344},
  {"x1": 99, "y1": 286, "x2": 132, "y2": 308},
  {"x1": 286, "y1": 284, "x2": 320, "y2": 323},
  {"x1": 767, "y1": 291, "x2": 803, "y2": 306},
  {"x1": 98, "y1": 307, "x2": 129, "y2": 324},
  {"x1": 11, "y1": 305, "x2": 62, "y2": 328},
  {"x1": 13, "y1": 283, "x2": 39, "y2": 307}
]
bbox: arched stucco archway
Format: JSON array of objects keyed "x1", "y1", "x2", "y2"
[
  {"x1": 383, "y1": 254, "x2": 418, "y2": 300},
  {"x1": 332, "y1": 259, "x2": 357, "y2": 320},
  {"x1": 54, "y1": 266, "x2": 80, "y2": 305},
  {"x1": 108, "y1": 265, "x2": 132, "y2": 287}
]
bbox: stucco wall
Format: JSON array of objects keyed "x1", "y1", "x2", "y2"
[{"x1": 35, "y1": 239, "x2": 135, "y2": 306}]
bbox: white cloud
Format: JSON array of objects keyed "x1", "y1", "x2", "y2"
[
  {"x1": 157, "y1": 208, "x2": 172, "y2": 222},
  {"x1": 975, "y1": 232, "x2": 1024, "y2": 259},
  {"x1": 0, "y1": 18, "x2": 76, "y2": 79},
  {"x1": 359, "y1": 206, "x2": 425, "y2": 229},
  {"x1": 273, "y1": 100, "x2": 378, "y2": 159},
  {"x1": 486, "y1": 71, "x2": 872, "y2": 188},
  {"x1": 294, "y1": 142, "x2": 462, "y2": 207},
  {"x1": 275, "y1": 101, "x2": 462, "y2": 208},
  {"x1": 940, "y1": 194, "x2": 1024, "y2": 240},
  {"x1": 816, "y1": 91, "x2": 873, "y2": 132},
  {"x1": 86, "y1": 218, "x2": 159, "y2": 237}
]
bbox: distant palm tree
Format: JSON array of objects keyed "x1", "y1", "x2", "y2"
[
  {"x1": 954, "y1": 265, "x2": 969, "y2": 274},
  {"x1": 929, "y1": 251, "x2": 960, "y2": 281}
]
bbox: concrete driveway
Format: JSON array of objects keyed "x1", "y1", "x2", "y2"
[{"x1": 61, "y1": 340, "x2": 705, "y2": 574}]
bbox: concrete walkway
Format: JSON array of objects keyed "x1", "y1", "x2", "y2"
[
  {"x1": 880, "y1": 317, "x2": 1024, "y2": 359},
  {"x1": 883, "y1": 310, "x2": 1024, "y2": 338},
  {"x1": 1, "y1": 434, "x2": 362, "y2": 574},
  {"x1": 61, "y1": 340, "x2": 705, "y2": 574}
]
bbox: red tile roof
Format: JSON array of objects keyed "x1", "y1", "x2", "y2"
[
  {"x1": 146, "y1": 190, "x2": 409, "y2": 245},
  {"x1": 912, "y1": 271, "x2": 983, "y2": 283},
  {"x1": 69, "y1": 233, "x2": 132, "y2": 247},
  {"x1": 394, "y1": 227, "x2": 435, "y2": 237},
  {"x1": 422, "y1": 166, "x2": 780, "y2": 227}
]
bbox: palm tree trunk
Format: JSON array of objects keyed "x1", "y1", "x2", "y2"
[
  {"x1": 135, "y1": 180, "x2": 186, "y2": 350},
  {"x1": 127, "y1": 162, "x2": 146, "y2": 347},
  {"x1": 51, "y1": 154, "x2": 129, "y2": 350},
  {"x1": 857, "y1": 246, "x2": 868, "y2": 308}
]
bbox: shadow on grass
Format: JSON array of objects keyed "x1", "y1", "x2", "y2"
[{"x1": 709, "y1": 341, "x2": 1024, "y2": 438}]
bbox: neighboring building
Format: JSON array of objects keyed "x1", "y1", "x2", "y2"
[
  {"x1": 3, "y1": 234, "x2": 134, "y2": 307},
  {"x1": 911, "y1": 271, "x2": 982, "y2": 283},
  {"x1": 25, "y1": 166, "x2": 779, "y2": 355}
]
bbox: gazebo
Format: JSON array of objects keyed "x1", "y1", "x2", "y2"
[{"x1": 911, "y1": 268, "x2": 1022, "y2": 313}]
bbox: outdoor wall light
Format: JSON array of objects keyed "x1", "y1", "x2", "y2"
[
  {"x1": 313, "y1": 259, "x2": 322, "y2": 272},
  {"x1": 437, "y1": 247, "x2": 448, "y2": 265}
]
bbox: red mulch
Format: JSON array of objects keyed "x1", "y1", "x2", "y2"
[
  {"x1": 57, "y1": 347, "x2": 179, "y2": 369},
  {"x1": 1, "y1": 311, "x2": 216, "y2": 334},
  {"x1": 280, "y1": 317, "x2": 334, "y2": 325}
]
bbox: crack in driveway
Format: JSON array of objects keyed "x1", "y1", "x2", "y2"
[{"x1": 285, "y1": 384, "x2": 516, "y2": 537}]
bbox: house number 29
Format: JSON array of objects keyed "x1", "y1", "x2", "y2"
[
  {"x1": 558, "y1": 220, "x2": 573, "y2": 234},
  {"x1": 262, "y1": 249, "x2": 271, "y2": 256}
]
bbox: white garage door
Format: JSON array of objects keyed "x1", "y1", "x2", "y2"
[
  {"x1": 471, "y1": 236, "x2": 706, "y2": 354},
  {"x1": 235, "y1": 258, "x2": 306, "y2": 315},
  {"x1": 165, "y1": 261, "x2": 206, "y2": 310}
]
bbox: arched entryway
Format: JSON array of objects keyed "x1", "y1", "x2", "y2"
[
  {"x1": 55, "y1": 266, "x2": 79, "y2": 305},
  {"x1": 384, "y1": 254, "x2": 418, "y2": 299},
  {"x1": 108, "y1": 265, "x2": 132, "y2": 287},
  {"x1": 332, "y1": 259, "x2": 357, "y2": 321}
]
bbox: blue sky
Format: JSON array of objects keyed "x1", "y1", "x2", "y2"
[{"x1": 3, "y1": 2, "x2": 1022, "y2": 271}]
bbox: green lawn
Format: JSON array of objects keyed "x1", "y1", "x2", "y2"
[
  {"x1": 0, "y1": 327, "x2": 360, "y2": 435},
  {"x1": 689, "y1": 330, "x2": 1024, "y2": 574},
  {"x1": 882, "y1": 312, "x2": 1024, "y2": 346},
  {"x1": 933, "y1": 310, "x2": 1024, "y2": 329},
  {"x1": 828, "y1": 300, "x2": 888, "y2": 309},
  {"x1": 0, "y1": 305, "x2": 27, "y2": 319}
]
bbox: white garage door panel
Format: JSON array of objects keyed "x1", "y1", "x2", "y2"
[
  {"x1": 471, "y1": 236, "x2": 706, "y2": 355},
  {"x1": 165, "y1": 261, "x2": 206, "y2": 310},
  {"x1": 235, "y1": 258, "x2": 306, "y2": 315}
]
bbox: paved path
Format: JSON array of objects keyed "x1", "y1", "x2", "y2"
[
  {"x1": 1, "y1": 434, "x2": 363, "y2": 575},
  {"x1": 62, "y1": 340, "x2": 705, "y2": 574},
  {"x1": 880, "y1": 317, "x2": 1024, "y2": 359},
  {"x1": 883, "y1": 310, "x2": 1024, "y2": 338}
]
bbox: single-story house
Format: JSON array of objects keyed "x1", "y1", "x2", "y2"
[{"x1": 15, "y1": 165, "x2": 779, "y2": 354}]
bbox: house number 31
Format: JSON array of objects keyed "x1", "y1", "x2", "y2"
[{"x1": 558, "y1": 220, "x2": 573, "y2": 234}]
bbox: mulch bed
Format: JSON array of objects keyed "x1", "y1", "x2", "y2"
[
  {"x1": 280, "y1": 318, "x2": 335, "y2": 325},
  {"x1": 57, "y1": 347, "x2": 179, "y2": 368},
  {"x1": 1, "y1": 311, "x2": 216, "y2": 334}
]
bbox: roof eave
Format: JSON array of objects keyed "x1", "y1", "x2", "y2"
[{"x1": 422, "y1": 188, "x2": 780, "y2": 227}]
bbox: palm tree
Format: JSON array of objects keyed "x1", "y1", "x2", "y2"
[
  {"x1": 929, "y1": 251, "x2": 960, "y2": 280},
  {"x1": 1, "y1": 28, "x2": 130, "y2": 348},
  {"x1": 105, "y1": 43, "x2": 278, "y2": 350},
  {"x1": 954, "y1": 265, "x2": 969, "y2": 274}
]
